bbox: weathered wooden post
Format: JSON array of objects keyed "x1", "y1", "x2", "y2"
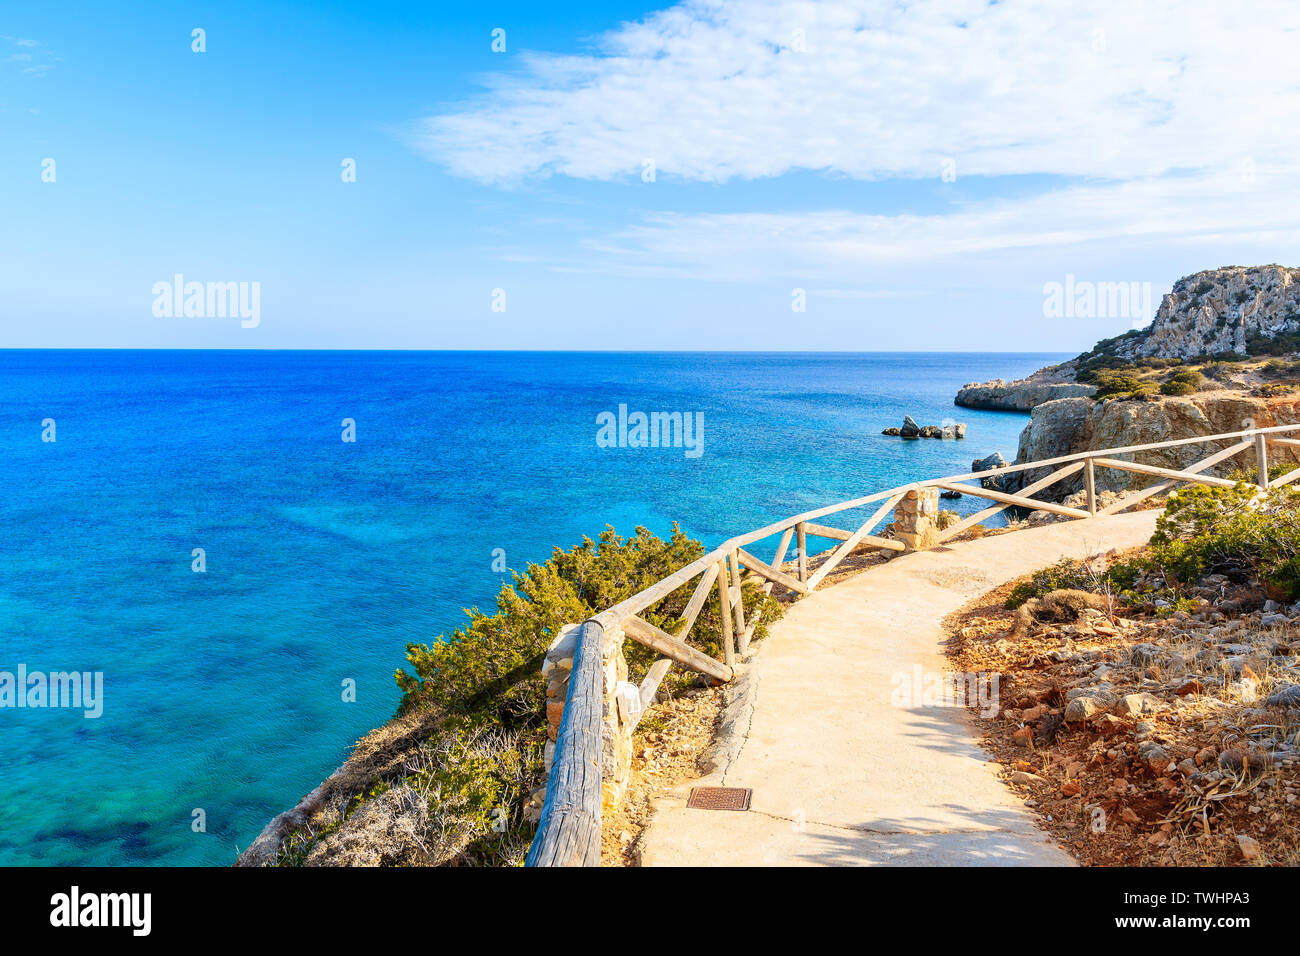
[
  {"x1": 796, "y1": 521, "x2": 808, "y2": 583},
  {"x1": 530, "y1": 617, "x2": 638, "y2": 866},
  {"x1": 728, "y1": 550, "x2": 747, "y2": 654},
  {"x1": 1256, "y1": 432, "x2": 1270, "y2": 489},
  {"x1": 1084, "y1": 457, "x2": 1097, "y2": 515},
  {"x1": 715, "y1": 559, "x2": 735, "y2": 667},
  {"x1": 528, "y1": 621, "x2": 604, "y2": 866}
]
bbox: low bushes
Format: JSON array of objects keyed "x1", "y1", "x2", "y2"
[
  {"x1": 1161, "y1": 369, "x2": 1205, "y2": 396},
  {"x1": 1150, "y1": 484, "x2": 1300, "y2": 599},
  {"x1": 1006, "y1": 482, "x2": 1300, "y2": 612},
  {"x1": 1090, "y1": 368, "x2": 1159, "y2": 401},
  {"x1": 285, "y1": 525, "x2": 781, "y2": 866}
]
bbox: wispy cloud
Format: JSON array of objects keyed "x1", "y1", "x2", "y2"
[
  {"x1": 556, "y1": 165, "x2": 1300, "y2": 283},
  {"x1": 2, "y1": 35, "x2": 57, "y2": 76},
  {"x1": 412, "y1": 0, "x2": 1300, "y2": 303},
  {"x1": 416, "y1": 0, "x2": 1300, "y2": 186}
]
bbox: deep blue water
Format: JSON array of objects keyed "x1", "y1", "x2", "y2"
[{"x1": 0, "y1": 350, "x2": 1062, "y2": 865}]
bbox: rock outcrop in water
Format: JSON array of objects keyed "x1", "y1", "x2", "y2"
[
  {"x1": 955, "y1": 377, "x2": 1095, "y2": 412},
  {"x1": 882, "y1": 415, "x2": 966, "y2": 439}
]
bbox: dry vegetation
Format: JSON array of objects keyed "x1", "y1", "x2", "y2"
[
  {"x1": 946, "y1": 551, "x2": 1300, "y2": 866},
  {"x1": 601, "y1": 684, "x2": 725, "y2": 865}
]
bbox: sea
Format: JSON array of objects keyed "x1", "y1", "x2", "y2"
[{"x1": 0, "y1": 350, "x2": 1065, "y2": 865}]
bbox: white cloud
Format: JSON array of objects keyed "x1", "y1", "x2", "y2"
[
  {"x1": 3, "y1": 35, "x2": 56, "y2": 76},
  {"x1": 417, "y1": 0, "x2": 1300, "y2": 185},
  {"x1": 569, "y1": 166, "x2": 1300, "y2": 282},
  {"x1": 414, "y1": 0, "x2": 1300, "y2": 302}
]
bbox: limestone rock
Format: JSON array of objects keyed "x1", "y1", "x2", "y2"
[
  {"x1": 1010, "y1": 770, "x2": 1046, "y2": 787},
  {"x1": 1137, "y1": 741, "x2": 1172, "y2": 773},
  {"x1": 956, "y1": 376, "x2": 1096, "y2": 411},
  {"x1": 1237, "y1": 833, "x2": 1261, "y2": 861},
  {"x1": 1266, "y1": 684, "x2": 1300, "y2": 707},
  {"x1": 1117, "y1": 692, "x2": 1166, "y2": 717},
  {"x1": 1116, "y1": 265, "x2": 1300, "y2": 361},
  {"x1": 1064, "y1": 696, "x2": 1107, "y2": 721},
  {"x1": 1094, "y1": 714, "x2": 1125, "y2": 736}
]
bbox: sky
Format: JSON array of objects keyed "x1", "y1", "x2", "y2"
[{"x1": 4, "y1": 0, "x2": 1300, "y2": 351}]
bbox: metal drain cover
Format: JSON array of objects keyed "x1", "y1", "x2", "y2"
[{"x1": 686, "y1": 786, "x2": 752, "y2": 811}]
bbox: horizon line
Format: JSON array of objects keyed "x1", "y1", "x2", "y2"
[{"x1": 0, "y1": 346, "x2": 1076, "y2": 355}]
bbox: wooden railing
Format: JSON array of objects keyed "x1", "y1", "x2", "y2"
[{"x1": 524, "y1": 422, "x2": 1300, "y2": 866}]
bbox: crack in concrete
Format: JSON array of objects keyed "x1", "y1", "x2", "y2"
[
  {"x1": 744, "y1": 808, "x2": 1022, "y2": 837},
  {"x1": 720, "y1": 666, "x2": 759, "y2": 787}
]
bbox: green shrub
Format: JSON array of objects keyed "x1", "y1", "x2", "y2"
[
  {"x1": 1261, "y1": 358, "x2": 1300, "y2": 380},
  {"x1": 397, "y1": 524, "x2": 779, "y2": 722},
  {"x1": 1150, "y1": 483, "x2": 1300, "y2": 598},
  {"x1": 1005, "y1": 559, "x2": 1099, "y2": 609},
  {"x1": 1160, "y1": 369, "x2": 1204, "y2": 396},
  {"x1": 1090, "y1": 368, "x2": 1158, "y2": 400},
  {"x1": 1226, "y1": 461, "x2": 1295, "y2": 484},
  {"x1": 1004, "y1": 556, "x2": 1156, "y2": 610},
  {"x1": 1246, "y1": 330, "x2": 1300, "y2": 357},
  {"x1": 283, "y1": 524, "x2": 785, "y2": 867}
]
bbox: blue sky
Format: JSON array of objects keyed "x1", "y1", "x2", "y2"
[{"x1": 4, "y1": 0, "x2": 1300, "y2": 350}]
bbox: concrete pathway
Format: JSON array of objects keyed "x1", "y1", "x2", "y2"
[{"x1": 637, "y1": 511, "x2": 1160, "y2": 866}]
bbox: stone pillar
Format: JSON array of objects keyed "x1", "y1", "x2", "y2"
[
  {"x1": 539, "y1": 621, "x2": 638, "y2": 816},
  {"x1": 541, "y1": 624, "x2": 579, "y2": 777},
  {"x1": 893, "y1": 488, "x2": 941, "y2": 551}
]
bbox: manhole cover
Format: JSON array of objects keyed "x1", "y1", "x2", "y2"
[{"x1": 686, "y1": 786, "x2": 752, "y2": 811}]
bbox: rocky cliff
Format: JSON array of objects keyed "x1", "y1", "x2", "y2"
[
  {"x1": 957, "y1": 265, "x2": 1300, "y2": 413},
  {"x1": 1004, "y1": 393, "x2": 1300, "y2": 498},
  {"x1": 1112, "y1": 265, "x2": 1300, "y2": 360}
]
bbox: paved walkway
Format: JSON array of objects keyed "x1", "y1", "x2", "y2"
[{"x1": 638, "y1": 510, "x2": 1160, "y2": 866}]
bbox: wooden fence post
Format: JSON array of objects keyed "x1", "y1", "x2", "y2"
[
  {"x1": 1257, "y1": 433, "x2": 1270, "y2": 489},
  {"x1": 526, "y1": 620, "x2": 604, "y2": 866},
  {"x1": 796, "y1": 522, "x2": 808, "y2": 584},
  {"x1": 729, "y1": 550, "x2": 748, "y2": 655},
  {"x1": 1084, "y1": 457, "x2": 1097, "y2": 515},
  {"x1": 715, "y1": 560, "x2": 735, "y2": 668}
]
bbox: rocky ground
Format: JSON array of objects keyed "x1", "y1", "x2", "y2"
[{"x1": 946, "y1": 554, "x2": 1300, "y2": 865}]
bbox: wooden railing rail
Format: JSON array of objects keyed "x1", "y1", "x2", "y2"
[{"x1": 527, "y1": 422, "x2": 1300, "y2": 865}]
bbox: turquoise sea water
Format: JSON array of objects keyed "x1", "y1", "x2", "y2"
[{"x1": 0, "y1": 350, "x2": 1063, "y2": 865}]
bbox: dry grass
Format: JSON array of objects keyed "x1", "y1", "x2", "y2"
[{"x1": 601, "y1": 684, "x2": 725, "y2": 865}]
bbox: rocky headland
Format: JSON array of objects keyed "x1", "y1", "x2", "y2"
[
  {"x1": 961, "y1": 265, "x2": 1300, "y2": 497},
  {"x1": 955, "y1": 375, "x2": 1095, "y2": 412}
]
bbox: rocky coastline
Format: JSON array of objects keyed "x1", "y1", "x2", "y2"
[
  {"x1": 958, "y1": 265, "x2": 1300, "y2": 498},
  {"x1": 955, "y1": 375, "x2": 1095, "y2": 412}
]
